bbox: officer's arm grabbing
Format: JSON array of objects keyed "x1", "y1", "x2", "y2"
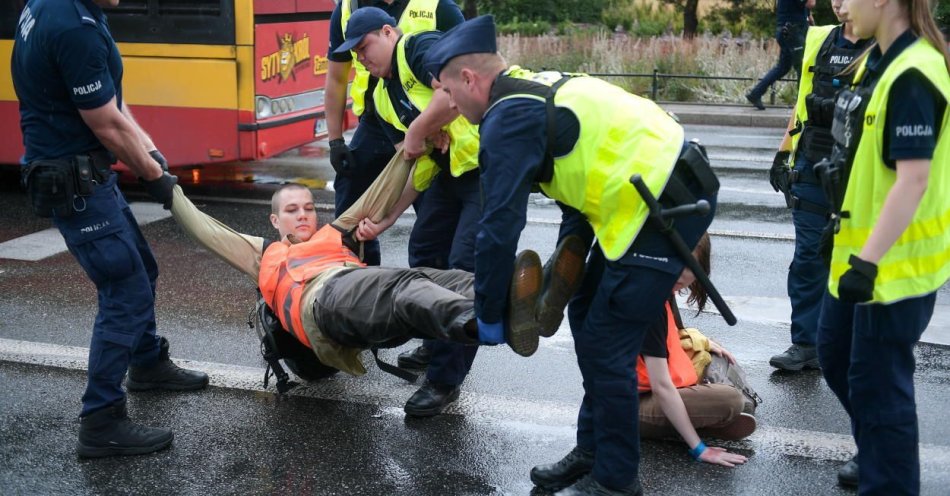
[{"x1": 78, "y1": 98, "x2": 164, "y2": 180}]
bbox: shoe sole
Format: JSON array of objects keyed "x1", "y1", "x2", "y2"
[
  {"x1": 537, "y1": 235, "x2": 586, "y2": 338},
  {"x1": 769, "y1": 357, "x2": 821, "y2": 371},
  {"x1": 403, "y1": 388, "x2": 461, "y2": 417},
  {"x1": 126, "y1": 377, "x2": 210, "y2": 392},
  {"x1": 699, "y1": 412, "x2": 757, "y2": 441},
  {"x1": 529, "y1": 468, "x2": 591, "y2": 491},
  {"x1": 507, "y1": 250, "x2": 543, "y2": 357},
  {"x1": 77, "y1": 435, "x2": 173, "y2": 458}
]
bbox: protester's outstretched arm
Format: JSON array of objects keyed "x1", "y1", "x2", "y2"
[
  {"x1": 355, "y1": 171, "x2": 419, "y2": 241},
  {"x1": 170, "y1": 185, "x2": 265, "y2": 282},
  {"x1": 333, "y1": 146, "x2": 415, "y2": 231},
  {"x1": 643, "y1": 356, "x2": 748, "y2": 467}
]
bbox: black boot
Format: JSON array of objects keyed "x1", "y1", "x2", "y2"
[
  {"x1": 530, "y1": 446, "x2": 594, "y2": 491},
  {"x1": 397, "y1": 345, "x2": 432, "y2": 370},
  {"x1": 77, "y1": 399, "x2": 173, "y2": 458},
  {"x1": 403, "y1": 381, "x2": 461, "y2": 417},
  {"x1": 127, "y1": 337, "x2": 209, "y2": 391},
  {"x1": 555, "y1": 475, "x2": 643, "y2": 496},
  {"x1": 838, "y1": 454, "x2": 859, "y2": 487}
]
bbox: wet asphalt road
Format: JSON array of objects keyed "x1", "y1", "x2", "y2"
[{"x1": 2, "y1": 124, "x2": 950, "y2": 495}]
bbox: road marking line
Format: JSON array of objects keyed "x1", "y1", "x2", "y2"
[
  {"x1": 2, "y1": 336, "x2": 948, "y2": 469},
  {"x1": 0, "y1": 203, "x2": 171, "y2": 262}
]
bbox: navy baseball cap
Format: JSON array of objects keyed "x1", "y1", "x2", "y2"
[
  {"x1": 423, "y1": 15, "x2": 497, "y2": 80},
  {"x1": 334, "y1": 7, "x2": 398, "y2": 54}
]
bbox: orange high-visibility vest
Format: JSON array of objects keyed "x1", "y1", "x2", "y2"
[
  {"x1": 258, "y1": 225, "x2": 364, "y2": 348},
  {"x1": 637, "y1": 301, "x2": 699, "y2": 392}
]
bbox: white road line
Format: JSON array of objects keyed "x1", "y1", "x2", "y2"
[
  {"x1": 0, "y1": 203, "x2": 171, "y2": 261},
  {"x1": 2, "y1": 337, "x2": 948, "y2": 470}
]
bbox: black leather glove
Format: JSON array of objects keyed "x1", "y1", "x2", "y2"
[
  {"x1": 149, "y1": 149, "x2": 169, "y2": 172},
  {"x1": 838, "y1": 254, "x2": 877, "y2": 303},
  {"x1": 328, "y1": 138, "x2": 356, "y2": 177},
  {"x1": 770, "y1": 150, "x2": 791, "y2": 192},
  {"x1": 141, "y1": 172, "x2": 177, "y2": 210}
]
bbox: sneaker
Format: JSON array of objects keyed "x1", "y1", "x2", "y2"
[
  {"x1": 507, "y1": 250, "x2": 543, "y2": 357},
  {"x1": 537, "y1": 235, "x2": 587, "y2": 337},
  {"x1": 769, "y1": 344, "x2": 820, "y2": 371},
  {"x1": 397, "y1": 345, "x2": 432, "y2": 370},
  {"x1": 745, "y1": 91, "x2": 766, "y2": 111},
  {"x1": 531, "y1": 446, "x2": 594, "y2": 491},
  {"x1": 554, "y1": 474, "x2": 643, "y2": 496},
  {"x1": 127, "y1": 337, "x2": 210, "y2": 391},
  {"x1": 77, "y1": 399, "x2": 173, "y2": 458},
  {"x1": 403, "y1": 381, "x2": 461, "y2": 417},
  {"x1": 837, "y1": 454, "x2": 859, "y2": 487},
  {"x1": 699, "y1": 412, "x2": 757, "y2": 441}
]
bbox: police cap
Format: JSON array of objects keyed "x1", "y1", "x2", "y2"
[
  {"x1": 334, "y1": 7, "x2": 397, "y2": 54},
  {"x1": 423, "y1": 15, "x2": 497, "y2": 80}
]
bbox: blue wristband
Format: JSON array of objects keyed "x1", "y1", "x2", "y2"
[{"x1": 688, "y1": 441, "x2": 707, "y2": 461}]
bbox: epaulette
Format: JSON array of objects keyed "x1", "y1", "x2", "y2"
[{"x1": 73, "y1": 0, "x2": 98, "y2": 26}]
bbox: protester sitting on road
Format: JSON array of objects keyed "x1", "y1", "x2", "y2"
[{"x1": 168, "y1": 149, "x2": 585, "y2": 377}]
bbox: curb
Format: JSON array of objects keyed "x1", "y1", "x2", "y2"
[{"x1": 660, "y1": 103, "x2": 791, "y2": 128}]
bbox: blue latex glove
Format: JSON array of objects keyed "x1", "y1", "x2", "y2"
[{"x1": 477, "y1": 318, "x2": 505, "y2": 344}]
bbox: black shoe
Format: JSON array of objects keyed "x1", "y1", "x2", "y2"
[
  {"x1": 530, "y1": 446, "x2": 595, "y2": 491},
  {"x1": 403, "y1": 381, "x2": 461, "y2": 417},
  {"x1": 838, "y1": 454, "x2": 859, "y2": 487},
  {"x1": 745, "y1": 92, "x2": 766, "y2": 110},
  {"x1": 77, "y1": 399, "x2": 173, "y2": 458},
  {"x1": 537, "y1": 235, "x2": 587, "y2": 337},
  {"x1": 127, "y1": 337, "x2": 210, "y2": 391},
  {"x1": 769, "y1": 344, "x2": 820, "y2": 371},
  {"x1": 397, "y1": 345, "x2": 432, "y2": 370},
  {"x1": 507, "y1": 250, "x2": 543, "y2": 357},
  {"x1": 554, "y1": 474, "x2": 643, "y2": 496}
]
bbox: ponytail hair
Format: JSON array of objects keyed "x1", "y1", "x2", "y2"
[{"x1": 906, "y1": 0, "x2": 950, "y2": 73}]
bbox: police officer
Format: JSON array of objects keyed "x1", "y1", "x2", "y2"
[
  {"x1": 746, "y1": 0, "x2": 815, "y2": 110},
  {"x1": 767, "y1": 0, "x2": 871, "y2": 376},
  {"x1": 816, "y1": 0, "x2": 949, "y2": 492},
  {"x1": 12, "y1": 0, "x2": 209, "y2": 458},
  {"x1": 323, "y1": 0, "x2": 464, "y2": 416},
  {"x1": 333, "y1": 8, "x2": 482, "y2": 417},
  {"x1": 426, "y1": 16, "x2": 720, "y2": 495}
]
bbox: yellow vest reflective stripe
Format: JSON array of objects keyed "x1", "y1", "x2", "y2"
[
  {"x1": 829, "y1": 40, "x2": 950, "y2": 303},
  {"x1": 374, "y1": 34, "x2": 480, "y2": 191},
  {"x1": 493, "y1": 67, "x2": 684, "y2": 261},
  {"x1": 341, "y1": 0, "x2": 439, "y2": 116},
  {"x1": 790, "y1": 25, "x2": 837, "y2": 165}
]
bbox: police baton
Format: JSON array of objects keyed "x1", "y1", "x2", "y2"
[{"x1": 629, "y1": 174, "x2": 737, "y2": 326}]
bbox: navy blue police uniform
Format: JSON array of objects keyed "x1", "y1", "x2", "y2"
[
  {"x1": 748, "y1": 0, "x2": 811, "y2": 105},
  {"x1": 376, "y1": 30, "x2": 482, "y2": 390},
  {"x1": 11, "y1": 0, "x2": 162, "y2": 417},
  {"x1": 425, "y1": 17, "x2": 718, "y2": 491},
  {"x1": 787, "y1": 28, "x2": 871, "y2": 354},
  {"x1": 326, "y1": 0, "x2": 464, "y2": 267},
  {"x1": 816, "y1": 30, "x2": 946, "y2": 494}
]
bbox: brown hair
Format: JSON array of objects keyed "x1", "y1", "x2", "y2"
[
  {"x1": 686, "y1": 232, "x2": 711, "y2": 314},
  {"x1": 908, "y1": 0, "x2": 950, "y2": 72},
  {"x1": 270, "y1": 183, "x2": 311, "y2": 214}
]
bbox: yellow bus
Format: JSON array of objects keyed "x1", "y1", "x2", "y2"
[{"x1": 0, "y1": 0, "x2": 349, "y2": 166}]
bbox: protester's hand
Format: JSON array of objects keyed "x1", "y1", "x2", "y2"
[
  {"x1": 476, "y1": 318, "x2": 504, "y2": 344},
  {"x1": 329, "y1": 138, "x2": 356, "y2": 176},
  {"x1": 403, "y1": 125, "x2": 428, "y2": 159},
  {"x1": 141, "y1": 172, "x2": 177, "y2": 210},
  {"x1": 838, "y1": 254, "x2": 877, "y2": 303},
  {"x1": 149, "y1": 149, "x2": 169, "y2": 172},
  {"x1": 429, "y1": 130, "x2": 450, "y2": 154},
  {"x1": 770, "y1": 150, "x2": 791, "y2": 192},
  {"x1": 698, "y1": 446, "x2": 748, "y2": 467},
  {"x1": 708, "y1": 339, "x2": 736, "y2": 365},
  {"x1": 355, "y1": 217, "x2": 392, "y2": 241}
]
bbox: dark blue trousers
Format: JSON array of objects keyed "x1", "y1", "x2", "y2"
[
  {"x1": 788, "y1": 157, "x2": 830, "y2": 345},
  {"x1": 334, "y1": 114, "x2": 396, "y2": 266},
  {"x1": 818, "y1": 292, "x2": 934, "y2": 495},
  {"x1": 749, "y1": 23, "x2": 806, "y2": 100},
  {"x1": 409, "y1": 169, "x2": 481, "y2": 386},
  {"x1": 53, "y1": 174, "x2": 161, "y2": 416},
  {"x1": 568, "y1": 191, "x2": 716, "y2": 490}
]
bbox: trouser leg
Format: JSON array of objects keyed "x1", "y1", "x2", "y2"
[
  {"x1": 817, "y1": 294, "x2": 856, "y2": 423},
  {"x1": 787, "y1": 179, "x2": 829, "y2": 345},
  {"x1": 639, "y1": 384, "x2": 745, "y2": 439},
  {"x1": 850, "y1": 295, "x2": 933, "y2": 495},
  {"x1": 119, "y1": 199, "x2": 162, "y2": 367},
  {"x1": 749, "y1": 27, "x2": 796, "y2": 99}
]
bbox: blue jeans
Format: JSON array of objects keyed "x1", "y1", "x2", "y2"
[
  {"x1": 334, "y1": 114, "x2": 395, "y2": 266},
  {"x1": 787, "y1": 158, "x2": 830, "y2": 345},
  {"x1": 569, "y1": 191, "x2": 716, "y2": 490},
  {"x1": 749, "y1": 23, "x2": 806, "y2": 100},
  {"x1": 52, "y1": 173, "x2": 162, "y2": 416},
  {"x1": 818, "y1": 292, "x2": 934, "y2": 495},
  {"x1": 410, "y1": 169, "x2": 482, "y2": 386}
]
